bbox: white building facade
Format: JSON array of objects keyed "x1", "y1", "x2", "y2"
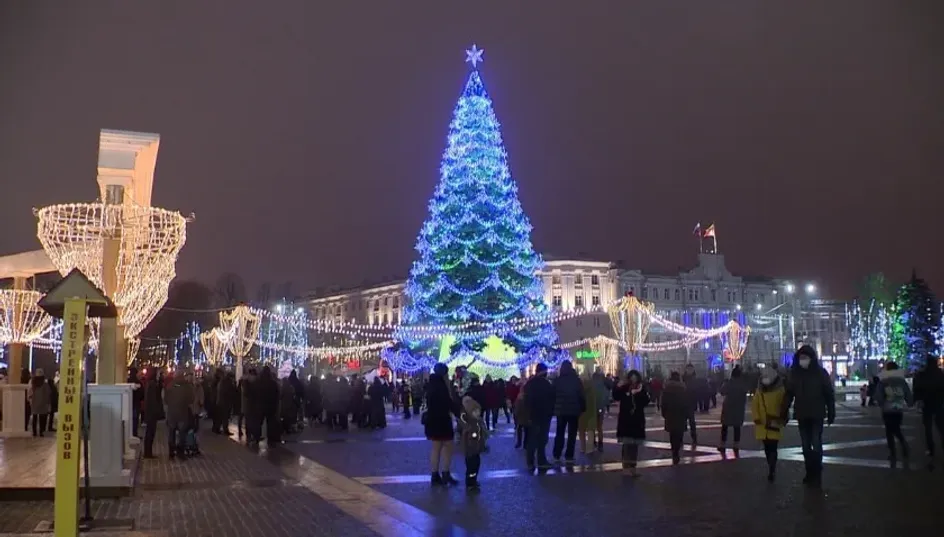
[{"x1": 305, "y1": 253, "x2": 847, "y2": 375}]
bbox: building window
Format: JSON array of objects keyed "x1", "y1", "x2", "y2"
[
  {"x1": 711, "y1": 289, "x2": 716, "y2": 302},
  {"x1": 383, "y1": 314, "x2": 389, "y2": 325},
  {"x1": 593, "y1": 316, "x2": 600, "y2": 328},
  {"x1": 591, "y1": 275, "x2": 599, "y2": 286},
  {"x1": 393, "y1": 297, "x2": 400, "y2": 308},
  {"x1": 374, "y1": 315, "x2": 379, "y2": 325},
  {"x1": 552, "y1": 275, "x2": 561, "y2": 285},
  {"x1": 576, "y1": 318, "x2": 582, "y2": 327},
  {"x1": 373, "y1": 300, "x2": 379, "y2": 311},
  {"x1": 384, "y1": 297, "x2": 389, "y2": 306},
  {"x1": 641, "y1": 288, "x2": 648, "y2": 299},
  {"x1": 694, "y1": 290, "x2": 700, "y2": 301},
  {"x1": 675, "y1": 289, "x2": 680, "y2": 300},
  {"x1": 591, "y1": 295, "x2": 600, "y2": 306},
  {"x1": 688, "y1": 289, "x2": 694, "y2": 301},
  {"x1": 575, "y1": 295, "x2": 584, "y2": 308},
  {"x1": 664, "y1": 289, "x2": 670, "y2": 300},
  {"x1": 553, "y1": 295, "x2": 562, "y2": 307}
]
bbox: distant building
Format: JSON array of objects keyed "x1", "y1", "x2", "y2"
[{"x1": 303, "y1": 253, "x2": 843, "y2": 374}]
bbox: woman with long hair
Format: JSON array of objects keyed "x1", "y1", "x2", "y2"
[
  {"x1": 612, "y1": 369, "x2": 650, "y2": 476},
  {"x1": 424, "y1": 363, "x2": 461, "y2": 485}
]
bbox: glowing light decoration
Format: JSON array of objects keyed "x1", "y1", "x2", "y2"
[
  {"x1": 0, "y1": 289, "x2": 53, "y2": 344},
  {"x1": 607, "y1": 294, "x2": 653, "y2": 353},
  {"x1": 847, "y1": 299, "x2": 891, "y2": 361},
  {"x1": 394, "y1": 46, "x2": 558, "y2": 368},
  {"x1": 721, "y1": 322, "x2": 751, "y2": 361},
  {"x1": 200, "y1": 328, "x2": 228, "y2": 366},
  {"x1": 589, "y1": 335, "x2": 620, "y2": 375},
  {"x1": 219, "y1": 305, "x2": 260, "y2": 376},
  {"x1": 173, "y1": 321, "x2": 202, "y2": 365},
  {"x1": 35, "y1": 202, "x2": 187, "y2": 338},
  {"x1": 127, "y1": 337, "x2": 141, "y2": 366},
  {"x1": 258, "y1": 303, "x2": 309, "y2": 367}
]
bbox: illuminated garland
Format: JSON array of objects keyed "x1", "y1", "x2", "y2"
[{"x1": 0, "y1": 289, "x2": 54, "y2": 344}]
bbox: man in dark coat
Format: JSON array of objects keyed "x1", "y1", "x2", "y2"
[
  {"x1": 914, "y1": 355, "x2": 944, "y2": 467},
  {"x1": 552, "y1": 360, "x2": 585, "y2": 462},
  {"x1": 524, "y1": 362, "x2": 556, "y2": 471},
  {"x1": 681, "y1": 364, "x2": 699, "y2": 447},
  {"x1": 661, "y1": 372, "x2": 689, "y2": 464},
  {"x1": 213, "y1": 371, "x2": 238, "y2": 435},
  {"x1": 783, "y1": 345, "x2": 835, "y2": 486},
  {"x1": 141, "y1": 368, "x2": 164, "y2": 458}
]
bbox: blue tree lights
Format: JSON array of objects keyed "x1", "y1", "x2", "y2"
[{"x1": 393, "y1": 46, "x2": 558, "y2": 373}]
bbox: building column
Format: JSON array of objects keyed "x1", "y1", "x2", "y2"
[{"x1": 7, "y1": 276, "x2": 28, "y2": 382}]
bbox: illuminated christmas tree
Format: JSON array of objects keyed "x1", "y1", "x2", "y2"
[
  {"x1": 888, "y1": 271, "x2": 941, "y2": 369},
  {"x1": 396, "y1": 45, "x2": 557, "y2": 375}
]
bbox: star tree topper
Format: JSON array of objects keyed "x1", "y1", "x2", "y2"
[{"x1": 465, "y1": 44, "x2": 484, "y2": 68}]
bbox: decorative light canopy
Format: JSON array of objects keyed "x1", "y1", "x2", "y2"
[
  {"x1": 127, "y1": 337, "x2": 141, "y2": 366},
  {"x1": 722, "y1": 322, "x2": 751, "y2": 361},
  {"x1": 608, "y1": 294, "x2": 654, "y2": 352},
  {"x1": 35, "y1": 202, "x2": 187, "y2": 338},
  {"x1": 0, "y1": 289, "x2": 53, "y2": 344},
  {"x1": 219, "y1": 305, "x2": 260, "y2": 360},
  {"x1": 200, "y1": 328, "x2": 228, "y2": 366}
]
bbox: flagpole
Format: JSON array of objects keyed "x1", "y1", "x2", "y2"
[{"x1": 713, "y1": 235, "x2": 718, "y2": 254}]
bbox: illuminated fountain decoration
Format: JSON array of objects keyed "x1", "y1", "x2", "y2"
[
  {"x1": 35, "y1": 202, "x2": 187, "y2": 340},
  {"x1": 607, "y1": 293, "x2": 654, "y2": 353},
  {"x1": 721, "y1": 322, "x2": 751, "y2": 362},
  {"x1": 0, "y1": 289, "x2": 53, "y2": 345},
  {"x1": 200, "y1": 327, "x2": 228, "y2": 367},
  {"x1": 219, "y1": 305, "x2": 260, "y2": 376}
]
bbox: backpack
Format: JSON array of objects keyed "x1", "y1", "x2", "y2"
[
  {"x1": 461, "y1": 415, "x2": 487, "y2": 455},
  {"x1": 883, "y1": 384, "x2": 907, "y2": 412}
]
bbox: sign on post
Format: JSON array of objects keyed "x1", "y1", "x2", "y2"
[{"x1": 38, "y1": 269, "x2": 116, "y2": 537}]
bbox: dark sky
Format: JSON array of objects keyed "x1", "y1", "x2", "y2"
[{"x1": 1, "y1": 1, "x2": 942, "y2": 300}]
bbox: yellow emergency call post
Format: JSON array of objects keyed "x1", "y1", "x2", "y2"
[{"x1": 38, "y1": 269, "x2": 117, "y2": 537}]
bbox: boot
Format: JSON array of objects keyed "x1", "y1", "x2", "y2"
[
  {"x1": 465, "y1": 477, "x2": 480, "y2": 491},
  {"x1": 430, "y1": 472, "x2": 443, "y2": 486},
  {"x1": 441, "y1": 472, "x2": 459, "y2": 486},
  {"x1": 733, "y1": 442, "x2": 740, "y2": 458},
  {"x1": 767, "y1": 465, "x2": 775, "y2": 482},
  {"x1": 717, "y1": 443, "x2": 726, "y2": 457}
]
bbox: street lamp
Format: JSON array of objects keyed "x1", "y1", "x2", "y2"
[
  {"x1": 805, "y1": 283, "x2": 816, "y2": 295},
  {"x1": 785, "y1": 283, "x2": 795, "y2": 294}
]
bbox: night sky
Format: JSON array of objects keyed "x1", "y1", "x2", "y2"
[{"x1": 1, "y1": 2, "x2": 942, "y2": 300}]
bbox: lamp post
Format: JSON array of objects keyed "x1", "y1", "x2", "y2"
[{"x1": 219, "y1": 305, "x2": 260, "y2": 378}]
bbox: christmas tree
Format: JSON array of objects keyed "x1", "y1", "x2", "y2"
[
  {"x1": 888, "y1": 271, "x2": 941, "y2": 369},
  {"x1": 397, "y1": 46, "x2": 557, "y2": 375}
]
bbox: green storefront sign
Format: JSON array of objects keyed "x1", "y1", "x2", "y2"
[{"x1": 574, "y1": 349, "x2": 600, "y2": 360}]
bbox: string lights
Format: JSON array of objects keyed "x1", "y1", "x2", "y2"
[
  {"x1": 200, "y1": 328, "x2": 228, "y2": 367},
  {"x1": 0, "y1": 289, "x2": 53, "y2": 344},
  {"x1": 35, "y1": 202, "x2": 187, "y2": 339},
  {"x1": 218, "y1": 305, "x2": 260, "y2": 376}
]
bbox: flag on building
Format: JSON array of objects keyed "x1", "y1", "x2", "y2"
[
  {"x1": 703, "y1": 224, "x2": 716, "y2": 238},
  {"x1": 693, "y1": 222, "x2": 701, "y2": 236}
]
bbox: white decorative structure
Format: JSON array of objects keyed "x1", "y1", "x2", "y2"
[
  {"x1": 200, "y1": 328, "x2": 227, "y2": 367},
  {"x1": 35, "y1": 129, "x2": 189, "y2": 385},
  {"x1": 0, "y1": 289, "x2": 54, "y2": 344},
  {"x1": 86, "y1": 383, "x2": 133, "y2": 486},
  {"x1": 0, "y1": 384, "x2": 30, "y2": 437}
]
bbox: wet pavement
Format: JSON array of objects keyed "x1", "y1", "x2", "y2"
[{"x1": 1, "y1": 401, "x2": 941, "y2": 536}]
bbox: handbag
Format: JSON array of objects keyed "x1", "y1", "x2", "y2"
[{"x1": 759, "y1": 391, "x2": 781, "y2": 431}]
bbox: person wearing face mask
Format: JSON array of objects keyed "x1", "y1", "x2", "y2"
[
  {"x1": 783, "y1": 346, "x2": 835, "y2": 487},
  {"x1": 753, "y1": 367, "x2": 786, "y2": 482}
]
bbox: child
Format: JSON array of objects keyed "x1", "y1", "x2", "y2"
[
  {"x1": 875, "y1": 361, "x2": 913, "y2": 461},
  {"x1": 752, "y1": 367, "x2": 786, "y2": 482},
  {"x1": 460, "y1": 396, "x2": 489, "y2": 490},
  {"x1": 612, "y1": 370, "x2": 650, "y2": 476}
]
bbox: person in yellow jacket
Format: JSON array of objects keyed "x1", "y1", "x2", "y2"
[{"x1": 752, "y1": 366, "x2": 787, "y2": 482}]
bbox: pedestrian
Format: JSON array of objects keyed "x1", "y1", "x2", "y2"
[
  {"x1": 914, "y1": 355, "x2": 944, "y2": 469},
  {"x1": 164, "y1": 373, "x2": 195, "y2": 458},
  {"x1": 306, "y1": 376, "x2": 323, "y2": 424},
  {"x1": 424, "y1": 363, "x2": 461, "y2": 486},
  {"x1": 551, "y1": 360, "x2": 584, "y2": 463},
  {"x1": 752, "y1": 366, "x2": 786, "y2": 482},
  {"x1": 400, "y1": 380, "x2": 412, "y2": 419},
  {"x1": 649, "y1": 375, "x2": 663, "y2": 411},
  {"x1": 27, "y1": 369, "x2": 52, "y2": 437},
  {"x1": 513, "y1": 379, "x2": 530, "y2": 449},
  {"x1": 782, "y1": 345, "x2": 836, "y2": 487},
  {"x1": 142, "y1": 368, "x2": 164, "y2": 459},
  {"x1": 495, "y1": 378, "x2": 510, "y2": 424},
  {"x1": 524, "y1": 363, "x2": 555, "y2": 472},
  {"x1": 860, "y1": 384, "x2": 868, "y2": 407},
  {"x1": 411, "y1": 376, "x2": 425, "y2": 416},
  {"x1": 874, "y1": 361, "x2": 913, "y2": 462},
  {"x1": 578, "y1": 369, "x2": 599, "y2": 454},
  {"x1": 460, "y1": 395, "x2": 489, "y2": 491},
  {"x1": 719, "y1": 365, "x2": 749, "y2": 458},
  {"x1": 661, "y1": 372, "x2": 688, "y2": 464},
  {"x1": 47, "y1": 374, "x2": 59, "y2": 433},
  {"x1": 681, "y1": 364, "x2": 700, "y2": 449},
  {"x1": 591, "y1": 369, "x2": 608, "y2": 452},
  {"x1": 612, "y1": 369, "x2": 650, "y2": 476},
  {"x1": 241, "y1": 368, "x2": 260, "y2": 443},
  {"x1": 367, "y1": 377, "x2": 387, "y2": 429},
  {"x1": 214, "y1": 371, "x2": 237, "y2": 436},
  {"x1": 257, "y1": 366, "x2": 281, "y2": 444},
  {"x1": 483, "y1": 376, "x2": 501, "y2": 429},
  {"x1": 281, "y1": 377, "x2": 299, "y2": 434}
]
